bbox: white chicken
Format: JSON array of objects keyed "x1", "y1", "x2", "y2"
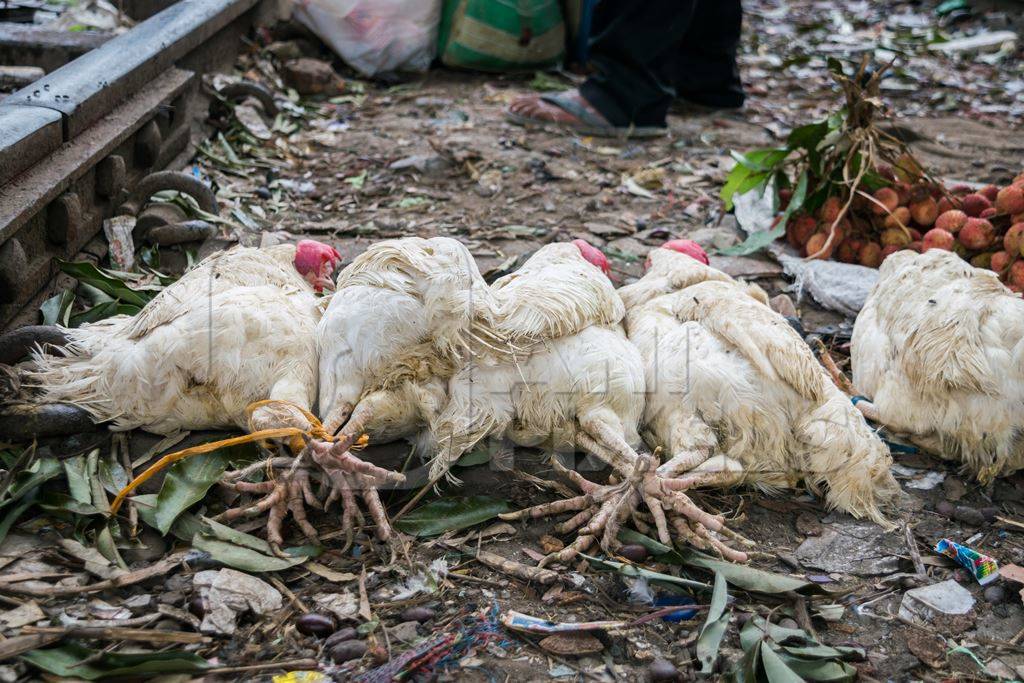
[
  {"x1": 315, "y1": 236, "x2": 493, "y2": 542},
  {"x1": 6, "y1": 240, "x2": 402, "y2": 547},
  {"x1": 851, "y1": 248, "x2": 1024, "y2": 483},
  {"x1": 427, "y1": 240, "x2": 746, "y2": 563},
  {"x1": 619, "y1": 240, "x2": 898, "y2": 526}
]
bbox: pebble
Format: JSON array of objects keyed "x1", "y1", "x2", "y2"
[
  {"x1": 952, "y1": 505, "x2": 985, "y2": 526},
  {"x1": 255, "y1": 186, "x2": 272, "y2": 199},
  {"x1": 296, "y1": 613, "x2": 336, "y2": 637},
  {"x1": 617, "y1": 544, "x2": 649, "y2": 563},
  {"x1": 647, "y1": 658, "x2": 681, "y2": 682},
  {"x1": 324, "y1": 627, "x2": 358, "y2": 648},
  {"x1": 935, "y1": 500, "x2": 955, "y2": 517},
  {"x1": 400, "y1": 606, "x2": 436, "y2": 623},
  {"x1": 778, "y1": 618, "x2": 800, "y2": 630},
  {"x1": 983, "y1": 585, "x2": 1007, "y2": 604},
  {"x1": 329, "y1": 640, "x2": 367, "y2": 663}
]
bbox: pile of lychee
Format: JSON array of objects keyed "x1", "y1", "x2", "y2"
[{"x1": 783, "y1": 169, "x2": 1024, "y2": 290}]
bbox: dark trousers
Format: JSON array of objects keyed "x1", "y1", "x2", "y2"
[{"x1": 579, "y1": 0, "x2": 744, "y2": 127}]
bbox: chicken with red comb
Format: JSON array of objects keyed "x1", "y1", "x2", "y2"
[
  {"x1": 617, "y1": 246, "x2": 898, "y2": 529},
  {"x1": 6, "y1": 240, "x2": 405, "y2": 551}
]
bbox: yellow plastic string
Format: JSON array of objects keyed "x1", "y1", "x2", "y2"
[{"x1": 109, "y1": 399, "x2": 355, "y2": 516}]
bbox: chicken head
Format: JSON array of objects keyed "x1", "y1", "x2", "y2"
[
  {"x1": 295, "y1": 239, "x2": 342, "y2": 292},
  {"x1": 571, "y1": 238, "x2": 611, "y2": 275}
]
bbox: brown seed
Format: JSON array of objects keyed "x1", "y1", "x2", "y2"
[
  {"x1": 647, "y1": 658, "x2": 682, "y2": 682},
  {"x1": 400, "y1": 606, "x2": 436, "y2": 623},
  {"x1": 617, "y1": 544, "x2": 650, "y2": 562},
  {"x1": 330, "y1": 640, "x2": 367, "y2": 663},
  {"x1": 324, "y1": 627, "x2": 359, "y2": 648},
  {"x1": 295, "y1": 613, "x2": 336, "y2": 637},
  {"x1": 188, "y1": 596, "x2": 208, "y2": 619}
]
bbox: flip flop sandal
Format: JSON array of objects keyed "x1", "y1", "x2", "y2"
[{"x1": 506, "y1": 91, "x2": 666, "y2": 139}]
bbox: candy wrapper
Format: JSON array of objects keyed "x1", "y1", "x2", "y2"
[{"x1": 934, "y1": 538, "x2": 999, "y2": 585}]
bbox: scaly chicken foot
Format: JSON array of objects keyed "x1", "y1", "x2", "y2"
[
  {"x1": 218, "y1": 452, "x2": 322, "y2": 552},
  {"x1": 505, "y1": 455, "x2": 751, "y2": 565}
]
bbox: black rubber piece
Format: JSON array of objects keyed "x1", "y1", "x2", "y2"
[
  {"x1": 0, "y1": 325, "x2": 68, "y2": 365},
  {"x1": 117, "y1": 170, "x2": 218, "y2": 217},
  {"x1": 217, "y1": 80, "x2": 279, "y2": 116},
  {"x1": 0, "y1": 403, "x2": 99, "y2": 440}
]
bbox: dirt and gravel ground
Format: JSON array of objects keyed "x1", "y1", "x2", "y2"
[{"x1": 2, "y1": 0, "x2": 1024, "y2": 680}]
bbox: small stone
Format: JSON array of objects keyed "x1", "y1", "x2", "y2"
[
  {"x1": 539, "y1": 632, "x2": 603, "y2": 656},
  {"x1": 617, "y1": 544, "x2": 649, "y2": 563},
  {"x1": 400, "y1": 606, "x2": 435, "y2": 623},
  {"x1": 647, "y1": 657, "x2": 681, "y2": 682},
  {"x1": 795, "y1": 512, "x2": 823, "y2": 537},
  {"x1": 935, "y1": 500, "x2": 955, "y2": 517},
  {"x1": 296, "y1": 613, "x2": 336, "y2": 637},
  {"x1": 899, "y1": 580, "x2": 975, "y2": 621},
  {"x1": 983, "y1": 585, "x2": 1007, "y2": 604},
  {"x1": 324, "y1": 627, "x2": 358, "y2": 648},
  {"x1": 778, "y1": 618, "x2": 799, "y2": 630},
  {"x1": 256, "y1": 186, "x2": 272, "y2": 199},
  {"x1": 329, "y1": 640, "x2": 367, "y2": 663},
  {"x1": 953, "y1": 505, "x2": 985, "y2": 526},
  {"x1": 388, "y1": 621, "x2": 420, "y2": 643},
  {"x1": 281, "y1": 58, "x2": 344, "y2": 96},
  {"x1": 265, "y1": 40, "x2": 303, "y2": 61}
]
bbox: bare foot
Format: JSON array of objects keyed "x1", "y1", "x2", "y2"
[{"x1": 507, "y1": 89, "x2": 610, "y2": 127}]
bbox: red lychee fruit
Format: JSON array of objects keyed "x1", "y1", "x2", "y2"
[
  {"x1": 786, "y1": 214, "x2": 817, "y2": 248},
  {"x1": 1009, "y1": 261, "x2": 1024, "y2": 289},
  {"x1": 875, "y1": 163, "x2": 896, "y2": 182},
  {"x1": 935, "y1": 209, "x2": 968, "y2": 234},
  {"x1": 980, "y1": 207, "x2": 998, "y2": 219},
  {"x1": 883, "y1": 206, "x2": 911, "y2": 230},
  {"x1": 1013, "y1": 212, "x2": 1024, "y2": 224},
  {"x1": 908, "y1": 228, "x2": 923, "y2": 241},
  {"x1": 922, "y1": 228, "x2": 955, "y2": 252},
  {"x1": 996, "y1": 185, "x2": 1024, "y2": 215},
  {"x1": 836, "y1": 238, "x2": 864, "y2": 264},
  {"x1": 907, "y1": 241, "x2": 923, "y2": 253},
  {"x1": 805, "y1": 232, "x2": 833, "y2": 259},
  {"x1": 990, "y1": 250, "x2": 1011, "y2": 274},
  {"x1": 817, "y1": 196, "x2": 843, "y2": 223},
  {"x1": 910, "y1": 197, "x2": 939, "y2": 227},
  {"x1": 962, "y1": 193, "x2": 993, "y2": 218},
  {"x1": 872, "y1": 188, "x2": 900, "y2": 215},
  {"x1": 859, "y1": 242, "x2": 883, "y2": 268},
  {"x1": 1004, "y1": 223, "x2": 1024, "y2": 255},
  {"x1": 937, "y1": 196, "x2": 960, "y2": 214},
  {"x1": 880, "y1": 227, "x2": 912, "y2": 247},
  {"x1": 895, "y1": 182, "x2": 912, "y2": 206},
  {"x1": 779, "y1": 188, "x2": 793, "y2": 210},
  {"x1": 908, "y1": 183, "x2": 931, "y2": 204},
  {"x1": 880, "y1": 244, "x2": 900, "y2": 260},
  {"x1": 958, "y1": 218, "x2": 996, "y2": 250},
  {"x1": 980, "y1": 185, "x2": 1000, "y2": 202}
]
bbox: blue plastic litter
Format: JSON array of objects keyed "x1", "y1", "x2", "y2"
[{"x1": 653, "y1": 595, "x2": 697, "y2": 622}]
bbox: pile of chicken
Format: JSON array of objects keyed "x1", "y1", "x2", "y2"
[{"x1": 15, "y1": 233, "x2": 1021, "y2": 564}]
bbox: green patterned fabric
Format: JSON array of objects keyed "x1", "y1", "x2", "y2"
[{"x1": 438, "y1": 0, "x2": 565, "y2": 72}]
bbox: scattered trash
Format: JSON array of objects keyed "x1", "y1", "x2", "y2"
[
  {"x1": 500, "y1": 611, "x2": 626, "y2": 635},
  {"x1": 102, "y1": 216, "x2": 136, "y2": 271},
  {"x1": 192, "y1": 568, "x2": 283, "y2": 635},
  {"x1": 899, "y1": 579, "x2": 975, "y2": 622},
  {"x1": 795, "y1": 521, "x2": 902, "y2": 575},
  {"x1": 934, "y1": 539, "x2": 999, "y2": 585}
]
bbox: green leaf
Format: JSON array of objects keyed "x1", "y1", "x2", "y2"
[
  {"x1": 69, "y1": 301, "x2": 141, "y2": 327},
  {"x1": 0, "y1": 494, "x2": 37, "y2": 547},
  {"x1": 786, "y1": 120, "x2": 830, "y2": 153},
  {"x1": 781, "y1": 656, "x2": 857, "y2": 682},
  {"x1": 679, "y1": 549, "x2": 821, "y2": 594},
  {"x1": 697, "y1": 572, "x2": 730, "y2": 673},
  {"x1": 720, "y1": 164, "x2": 754, "y2": 211},
  {"x1": 95, "y1": 523, "x2": 128, "y2": 569},
  {"x1": 740, "y1": 617, "x2": 813, "y2": 652},
  {"x1": 62, "y1": 456, "x2": 92, "y2": 505},
  {"x1": 132, "y1": 494, "x2": 202, "y2": 542},
  {"x1": 616, "y1": 528, "x2": 676, "y2": 557},
  {"x1": 718, "y1": 170, "x2": 808, "y2": 257},
  {"x1": 191, "y1": 517, "x2": 307, "y2": 572},
  {"x1": 153, "y1": 452, "x2": 230, "y2": 534},
  {"x1": 57, "y1": 260, "x2": 160, "y2": 308},
  {"x1": 0, "y1": 456, "x2": 62, "y2": 511},
  {"x1": 21, "y1": 643, "x2": 208, "y2": 680},
  {"x1": 40, "y1": 290, "x2": 74, "y2": 326},
  {"x1": 36, "y1": 491, "x2": 104, "y2": 516},
  {"x1": 760, "y1": 642, "x2": 805, "y2": 683},
  {"x1": 584, "y1": 555, "x2": 711, "y2": 591},
  {"x1": 394, "y1": 496, "x2": 511, "y2": 537},
  {"x1": 730, "y1": 148, "x2": 790, "y2": 173}
]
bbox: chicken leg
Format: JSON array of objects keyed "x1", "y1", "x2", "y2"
[{"x1": 503, "y1": 415, "x2": 750, "y2": 565}]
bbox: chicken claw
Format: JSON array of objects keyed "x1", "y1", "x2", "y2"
[
  {"x1": 308, "y1": 439, "x2": 406, "y2": 549},
  {"x1": 218, "y1": 453, "x2": 322, "y2": 553},
  {"x1": 502, "y1": 456, "x2": 751, "y2": 566}
]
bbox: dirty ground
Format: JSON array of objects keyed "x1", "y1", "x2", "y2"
[{"x1": 2, "y1": 0, "x2": 1024, "y2": 680}]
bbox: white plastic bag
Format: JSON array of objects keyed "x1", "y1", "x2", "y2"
[{"x1": 293, "y1": 0, "x2": 441, "y2": 77}]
